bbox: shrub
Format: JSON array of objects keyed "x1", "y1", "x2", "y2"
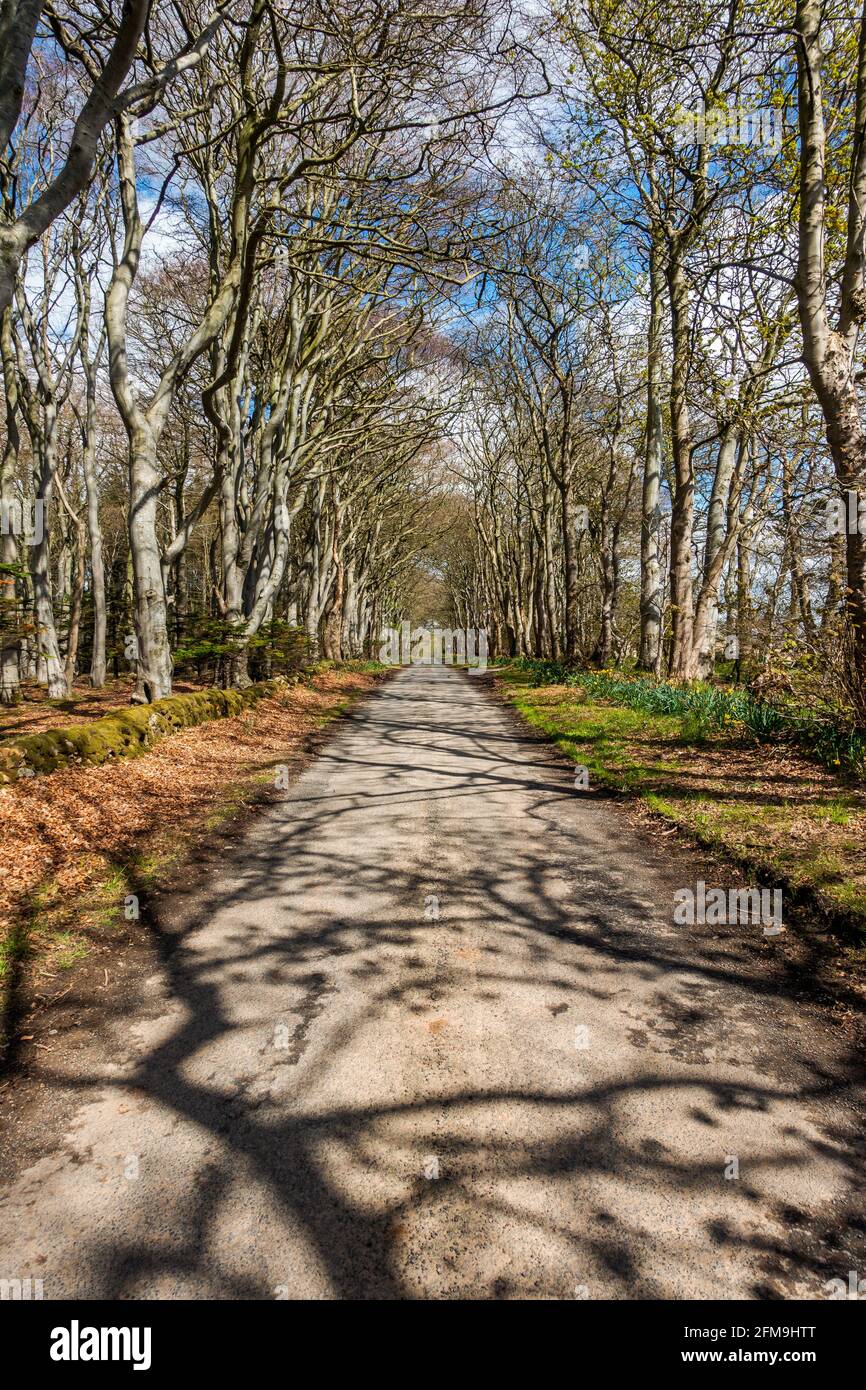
[
  {"x1": 563, "y1": 671, "x2": 866, "y2": 781},
  {"x1": 513, "y1": 656, "x2": 572, "y2": 686}
]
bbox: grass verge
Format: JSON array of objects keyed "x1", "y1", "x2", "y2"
[{"x1": 496, "y1": 666, "x2": 866, "y2": 941}]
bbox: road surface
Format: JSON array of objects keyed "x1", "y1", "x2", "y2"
[{"x1": 1, "y1": 664, "x2": 864, "y2": 1298}]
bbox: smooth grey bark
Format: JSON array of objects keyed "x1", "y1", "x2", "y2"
[
  {"x1": 795, "y1": 0, "x2": 866, "y2": 682},
  {"x1": 638, "y1": 238, "x2": 664, "y2": 670},
  {"x1": 303, "y1": 477, "x2": 333, "y2": 659},
  {"x1": 82, "y1": 416, "x2": 106, "y2": 687},
  {"x1": 665, "y1": 252, "x2": 696, "y2": 678},
  {"x1": 106, "y1": 118, "x2": 244, "y2": 700},
  {"x1": 0, "y1": 0, "x2": 151, "y2": 315},
  {"x1": 29, "y1": 436, "x2": 66, "y2": 697},
  {"x1": 0, "y1": 306, "x2": 21, "y2": 703},
  {"x1": 736, "y1": 531, "x2": 753, "y2": 671},
  {"x1": 542, "y1": 477, "x2": 559, "y2": 660},
  {"x1": 56, "y1": 471, "x2": 85, "y2": 690},
  {"x1": 125, "y1": 424, "x2": 173, "y2": 702},
  {"x1": 690, "y1": 428, "x2": 742, "y2": 680},
  {"x1": 781, "y1": 453, "x2": 816, "y2": 644},
  {"x1": 560, "y1": 482, "x2": 581, "y2": 663},
  {"x1": 74, "y1": 267, "x2": 107, "y2": 687},
  {"x1": 0, "y1": 0, "x2": 42, "y2": 156},
  {"x1": 341, "y1": 555, "x2": 361, "y2": 657},
  {"x1": 14, "y1": 276, "x2": 73, "y2": 697}
]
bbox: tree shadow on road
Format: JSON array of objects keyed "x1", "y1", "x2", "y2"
[{"x1": 26, "y1": 673, "x2": 866, "y2": 1299}]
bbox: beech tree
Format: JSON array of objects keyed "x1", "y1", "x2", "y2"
[{"x1": 0, "y1": 0, "x2": 864, "y2": 718}]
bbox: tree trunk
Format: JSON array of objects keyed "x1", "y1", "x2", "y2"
[
  {"x1": 83, "y1": 424, "x2": 106, "y2": 686},
  {"x1": 593, "y1": 496, "x2": 616, "y2": 666},
  {"x1": 666, "y1": 254, "x2": 695, "y2": 678},
  {"x1": 128, "y1": 427, "x2": 173, "y2": 702},
  {"x1": 64, "y1": 515, "x2": 85, "y2": 692},
  {"x1": 0, "y1": 306, "x2": 21, "y2": 704},
  {"x1": 736, "y1": 534, "x2": 754, "y2": 673},
  {"x1": 322, "y1": 544, "x2": 345, "y2": 660},
  {"x1": 795, "y1": 0, "x2": 866, "y2": 683},
  {"x1": 690, "y1": 427, "x2": 740, "y2": 679},
  {"x1": 781, "y1": 451, "x2": 816, "y2": 644},
  {"x1": 561, "y1": 481, "x2": 581, "y2": 663},
  {"x1": 541, "y1": 478, "x2": 560, "y2": 660},
  {"x1": 638, "y1": 235, "x2": 664, "y2": 670},
  {"x1": 29, "y1": 409, "x2": 66, "y2": 697}
]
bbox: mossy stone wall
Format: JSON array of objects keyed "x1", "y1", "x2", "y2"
[{"x1": 0, "y1": 679, "x2": 289, "y2": 785}]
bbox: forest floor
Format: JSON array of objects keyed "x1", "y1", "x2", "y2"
[
  {"x1": 0, "y1": 662, "x2": 389, "y2": 1066},
  {"x1": 496, "y1": 667, "x2": 866, "y2": 954}
]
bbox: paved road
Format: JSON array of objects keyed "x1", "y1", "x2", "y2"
[{"x1": 1, "y1": 664, "x2": 864, "y2": 1298}]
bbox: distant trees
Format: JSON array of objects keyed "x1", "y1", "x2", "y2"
[
  {"x1": 0, "y1": 0, "x2": 541, "y2": 702},
  {"x1": 443, "y1": 0, "x2": 866, "y2": 709},
  {"x1": 3, "y1": 0, "x2": 866, "y2": 711}
]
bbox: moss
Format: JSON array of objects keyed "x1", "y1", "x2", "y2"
[{"x1": 0, "y1": 678, "x2": 287, "y2": 785}]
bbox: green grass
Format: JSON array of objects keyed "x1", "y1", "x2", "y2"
[
  {"x1": 0, "y1": 922, "x2": 31, "y2": 980},
  {"x1": 499, "y1": 668, "x2": 866, "y2": 937},
  {"x1": 514, "y1": 688, "x2": 683, "y2": 792},
  {"x1": 512, "y1": 659, "x2": 866, "y2": 781},
  {"x1": 53, "y1": 932, "x2": 88, "y2": 970},
  {"x1": 338, "y1": 658, "x2": 390, "y2": 675}
]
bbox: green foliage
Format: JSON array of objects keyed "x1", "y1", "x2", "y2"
[
  {"x1": 172, "y1": 616, "x2": 308, "y2": 684},
  {"x1": 511, "y1": 660, "x2": 866, "y2": 779},
  {"x1": 502, "y1": 674, "x2": 866, "y2": 933},
  {"x1": 559, "y1": 669, "x2": 866, "y2": 781},
  {"x1": 334, "y1": 658, "x2": 390, "y2": 674},
  {"x1": 0, "y1": 561, "x2": 33, "y2": 655},
  {"x1": 679, "y1": 711, "x2": 711, "y2": 744},
  {"x1": 513, "y1": 655, "x2": 572, "y2": 686},
  {"x1": 248, "y1": 620, "x2": 308, "y2": 680}
]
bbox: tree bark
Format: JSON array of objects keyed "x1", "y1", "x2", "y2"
[
  {"x1": 0, "y1": 306, "x2": 21, "y2": 703},
  {"x1": 666, "y1": 253, "x2": 695, "y2": 678},
  {"x1": 127, "y1": 425, "x2": 173, "y2": 701},
  {"x1": 795, "y1": 0, "x2": 866, "y2": 682},
  {"x1": 638, "y1": 236, "x2": 664, "y2": 669}
]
